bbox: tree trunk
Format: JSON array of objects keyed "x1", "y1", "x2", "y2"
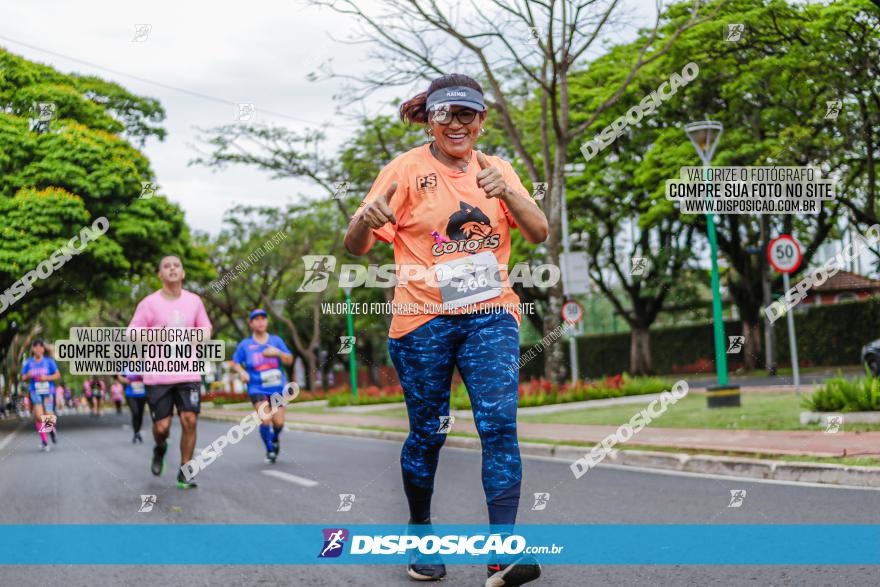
[
  {"x1": 630, "y1": 326, "x2": 652, "y2": 375},
  {"x1": 303, "y1": 350, "x2": 319, "y2": 392},
  {"x1": 741, "y1": 320, "x2": 762, "y2": 371},
  {"x1": 542, "y1": 156, "x2": 566, "y2": 384}
]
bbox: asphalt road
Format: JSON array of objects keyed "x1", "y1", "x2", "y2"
[{"x1": 1, "y1": 412, "x2": 878, "y2": 586}]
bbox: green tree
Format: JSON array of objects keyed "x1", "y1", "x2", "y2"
[
  {"x1": 200, "y1": 200, "x2": 350, "y2": 390},
  {"x1": 635, "y1": 0, "x2": 876, "y2": 370},
  {"x1": 0, "y1": 48, "x2": 204, "y2": 388}
]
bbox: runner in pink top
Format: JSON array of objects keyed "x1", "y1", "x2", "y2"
[
  {"x1": 110, "y1": 382, "x2": 124, "y2": 414},
  {"x1": 128, "y1": 255, "x2": 213, "y2": 489},
  {"x1": 129, "y1": 292, "x2": 211, "y2": 385},
  {"x1": 83, "y1": 377, "x2": 106, "y2": 417}
]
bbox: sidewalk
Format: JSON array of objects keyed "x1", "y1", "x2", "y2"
[
  {"x1": 304, "y1": 384, "x2": 817, "y2": 419},
  {"x1": 202, "y1": 406, "x2": 880, "y2": 459}
]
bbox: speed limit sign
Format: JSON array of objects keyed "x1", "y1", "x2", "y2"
[
  {"x1": 561, "y1": 300, "x2": 584, "y2": 324},
  {"x1": 767, "y1": 235, "x2": 802, "y2": 273}
]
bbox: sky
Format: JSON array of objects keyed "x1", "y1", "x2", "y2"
[{"x1": 1, "y1": 0, "x2": 659, "y2": 236}]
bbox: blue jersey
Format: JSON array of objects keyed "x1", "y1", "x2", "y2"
[
  {"x1": 22, "y1": 357, "x2": 58, "y2": 395},
  {"x1": 122, "y1": 371, "x2": 146, "y2": 398},
  {"x1": 233, "y1": 335, "x2": 291, "y2": 395}
]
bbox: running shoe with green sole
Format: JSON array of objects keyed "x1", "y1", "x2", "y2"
[{"x1": 176, "y1": 469, "x2": 198, "y2": 489}]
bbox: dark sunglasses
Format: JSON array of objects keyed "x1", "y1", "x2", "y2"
[{"x1": 430, "y1": 107, "x2": 478, "y2": 126}]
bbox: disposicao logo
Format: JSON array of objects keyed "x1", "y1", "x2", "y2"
[{"x1": 318, "y1": 528, "x2": 349, "y2": 558}]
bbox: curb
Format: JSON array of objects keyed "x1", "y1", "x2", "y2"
[
  {"x1": 800, "y1": 410, "x2": 880, "y2": 425},
  {"x1": 200, "y1": 412, "x2": 880, "y2": 488},
  {"x1": 515, "y1": 392, "x2": 666, "y2": 415}
]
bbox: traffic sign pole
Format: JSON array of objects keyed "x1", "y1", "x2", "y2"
[
  {"x1": 782, "y1": 273, "x2": 800, "y2": 393},
  {"x1": 768, "y1": 235, "x2": 802, "y2": 394}
]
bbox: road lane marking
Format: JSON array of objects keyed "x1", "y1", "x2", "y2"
[
  {"x1": 260, "y1": 429, "x2": 880, "y2": 493},
  {"x1": 0, "y1": 422, "x2": 25, "y2": 452},
  {"x1": 261, "y1": 469, "x2": 319, "y2": 488}
]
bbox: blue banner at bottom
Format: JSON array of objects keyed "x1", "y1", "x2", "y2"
[{"x1": 1, "y1": 524, "x2": 878, "y2": 565}]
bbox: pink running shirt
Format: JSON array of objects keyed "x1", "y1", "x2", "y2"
[{"x1": 128, "y1": 289, "x2": 213, "y2": 385}]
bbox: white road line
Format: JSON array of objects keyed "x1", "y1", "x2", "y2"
[
  {"x1": 286, "y1": 429, "x2": 880, "y2": 492},
  {"x1": 0, "y1": 422, "x2": 25, "y2": 452},
  {"x1": 261, "y1": 469, "x2": 319, "y2": 488}
]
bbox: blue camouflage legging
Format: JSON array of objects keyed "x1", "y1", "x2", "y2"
[{"x1": 388, "y1": 311, "x2": 521, "y2": 525}]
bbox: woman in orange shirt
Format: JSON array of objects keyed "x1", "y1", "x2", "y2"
[{"x1": 345, "y1": 73, "x2": 548, "y2": 585}]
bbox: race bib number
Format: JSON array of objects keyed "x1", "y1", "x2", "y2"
[
  {"x1": 131, "y1": 382, "x2": 146, "y2": 394},
  {"x1": 434, "y1": 251, "x2": 502, "y2": 310},
  {"x1": 34, "y1": 381, "x2": 50, "y2": 394},
  {"x1": 260, "y1": 369, "x2": 282, "y2": 387}
]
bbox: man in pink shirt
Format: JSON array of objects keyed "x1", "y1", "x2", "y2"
[{"x1": 128, "y1": 255, "x2": 212, "y2": 489}]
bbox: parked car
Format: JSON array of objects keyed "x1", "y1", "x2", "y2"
[{"x1": 862, "y1": 339, "x2": 880, "y2": 376}]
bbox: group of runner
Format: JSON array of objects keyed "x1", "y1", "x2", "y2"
[
  {"x1": 12, "y1": 73, "x2": 546, "y2": 586},
  {"x1": 16, "y1": 255, "x2": 294, "y2": 483},
  {"x1": 124, "y1": 255, "x2": 294, "y2": 487}
]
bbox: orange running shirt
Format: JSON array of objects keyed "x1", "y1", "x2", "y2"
[{"x1": 354, "y1": 143, "x2": 539, "y2": 339}]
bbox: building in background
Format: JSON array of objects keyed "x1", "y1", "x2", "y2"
[{"x1": 801, "y1": 270, "x2": 880, "y2": 307}]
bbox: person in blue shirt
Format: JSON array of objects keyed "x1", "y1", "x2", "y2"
[
  {"x1": 232, "y1": 309, "x2": 294, "y2": 463},
  {"x1": 20, "y1": 339, "x2": 60, "y2": 451},
  {"x1": 117, "y1": 371, "x2": 147, "y2": 444}
]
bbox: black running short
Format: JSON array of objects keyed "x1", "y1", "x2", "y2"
[
  {"x1": 146, "y1": 382, "x2": 201, "y2": 421},
  {"x1": 249, "y1": 393, "x2": 285, "y2": 406}
]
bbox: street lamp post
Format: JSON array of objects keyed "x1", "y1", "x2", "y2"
[
  {"x1": 684, "y1": 120, "x2": 740, "y2": 407},
  {"x1": 342, "y1": 287, "x2": 358, "y2": 397}
]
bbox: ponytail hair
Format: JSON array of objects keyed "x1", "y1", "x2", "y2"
[
  {"x1": 399, "y1": 74, "x2": 484, "y2": 125},
  {"x1": 399, "y1": 92, "x2": 429, "y2": 125}
]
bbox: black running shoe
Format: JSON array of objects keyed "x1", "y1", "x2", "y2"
[
  {"x1": 151, "y1": 443, "x2": 167, "y2": 476},
  {"x1": 406, "y1": 518, "x2": 446, "y2": 581},
  {"x1": 266, "y1": 450, "x2": 277, "y2": 464},
  {"x1": 176, "y1": 469, "x2": 198, "y2": 489},
  {"x1": 485, "y1": 555, "x2": 541, "y2": 587},
  {"x1": 132, "y1": 434, "x2": 138, "y2": 444},
  {"x1": 406, "y1": 549, "x2": 446, "y2": 581}
]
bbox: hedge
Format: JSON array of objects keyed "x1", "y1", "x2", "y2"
[
  {"x1": 520, "y1": 297, "x2": 880, "y2": 378},
  {"x1": 774, "y1": 298, "x2": 880, "y2": 367}
]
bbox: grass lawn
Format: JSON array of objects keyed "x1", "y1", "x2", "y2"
[{"x1": 518, "y1": 392, "x2": 880, "y2": 432}]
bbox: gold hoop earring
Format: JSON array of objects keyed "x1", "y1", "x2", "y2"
[
  {"x1": 425, "y1": 126, "x2": 434, "y2": 136},
  {"x1": 480, "y1": 127, "x2": 486, "y2": 135}
]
